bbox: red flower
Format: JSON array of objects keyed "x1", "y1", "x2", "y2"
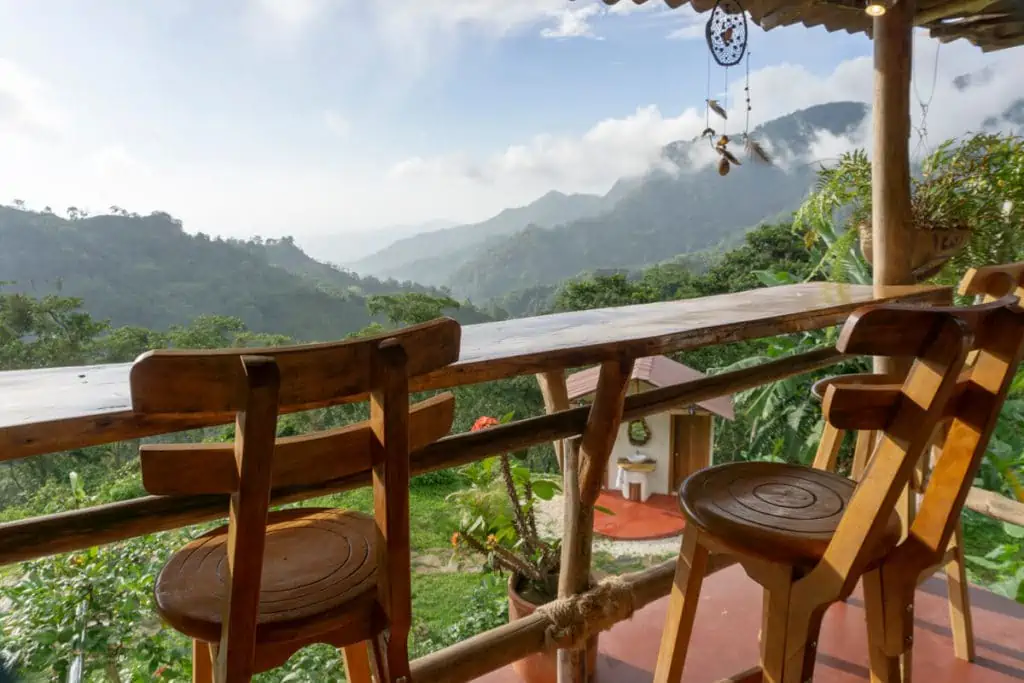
[{"x1": 471, "y1": 416, "x2": 500, "y2": 432}]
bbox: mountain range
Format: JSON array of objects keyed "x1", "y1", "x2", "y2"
[
  {"x1": 349, "y1": 101, "x2": 869, "y2": 302},
  {"x1": 0, "y1": 208, "x2": 488, "y2": 341}
]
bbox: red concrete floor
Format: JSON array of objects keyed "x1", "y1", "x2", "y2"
[
  {"x1": 593, "y1": 490, "x2": 686, "y2": 541},
  {"x1": 477, "y1": 565, "x2": 1024, "y2": 682}
]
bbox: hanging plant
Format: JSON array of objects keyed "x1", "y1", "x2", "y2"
[{"x1": 627, "y1": 419, "x2": 652, "y2": 446}]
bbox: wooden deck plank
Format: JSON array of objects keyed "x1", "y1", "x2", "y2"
[
  {"x1": 476, "y1": 565, "x2": 1024, "y2": 682},
  {"x1": 0, "y1": 283, "x2": 945, "y2": 459}
]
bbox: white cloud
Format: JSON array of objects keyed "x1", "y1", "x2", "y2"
[
  {"x1": 384, "y1": 33, "x2": 1024, "y2": 220},
  {"x1": 0, "y1": 59, "x2": 67, "y2": 137},
  {"x1": 665, "y1": 6, "x2": 706, "y2": 40},
  {"x1": 541, "y1": 5, "x2": 603, "y2": 39},
  {"x1": 249, "y1": 0, "x2": 329, "y2": 34},
  {"x1": 323, "y1": 109, "x2": 351, "y2": 138}
]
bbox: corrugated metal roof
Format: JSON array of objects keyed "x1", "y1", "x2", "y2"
[
  {"x1": 591, "y1": 0, "x2": 1024, "y2": 52},
  {"x1": 566, "y1": 355, "x2": 736, "y2": 420}
]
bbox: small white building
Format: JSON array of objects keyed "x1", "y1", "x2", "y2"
[{"x1": 566, "y1": 356, "x2": 735, "y2": 502}]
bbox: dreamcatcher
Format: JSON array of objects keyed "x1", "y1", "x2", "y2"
[{"x1": 700, "y1": 0, "x2": 772, "y2": 176}]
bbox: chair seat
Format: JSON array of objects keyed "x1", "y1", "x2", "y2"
[
  {"x1": 155, "y1": 508, "x2": 378, "y2": 644},
  {"x1": 679, "y1": 462, "x2": 903, "y2": 568}
]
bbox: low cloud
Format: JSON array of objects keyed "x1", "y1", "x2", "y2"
[
  {"x1": 0, "y1": 59, "x2": 67, "y2": 138},
  {"x1": 390, "y1": 31, "x2": 1023, "y2": 214},
  {"x1": 323, "y1": 109, "x2": 351, "y2": 138},
  {"x1": 541, "y1": 5, "x2": 603, "y2": 39}
]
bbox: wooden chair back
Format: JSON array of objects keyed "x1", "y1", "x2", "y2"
[
  {"x1": 130, "y1": 318, "x2": 461, "y2": 682},
  {"x1": 810, "y1": 297, "x2": 1022, "y2": 598},
  {"x1": 958, "y1": 261, "x2": 1024, "y2": 302}
]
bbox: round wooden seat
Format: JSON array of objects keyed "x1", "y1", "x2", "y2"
[
  {"x1": 155, "y1": 508, "x2": 377, "y2": 645},
  {"x1": 679, "y1": 462, "x2": 902, "y2": 568},
  {"x1": 810, "y1": 372, "x2": 901, "y2": 402}
]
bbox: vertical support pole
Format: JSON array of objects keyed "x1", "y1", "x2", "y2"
[
  {"x1": 872, "y1": 0, "x2": 917, "y2": 537},
  {"x1": 537, "y1": 370, "x2": 571, "y2": 470},
  {"x1": 871, "y1": 0, "x2": 916, "y2": 309},
  {"x1": 557, "y1": 436, "x2": 582, "y2": 682},
  {"x1": 556, "y1": 358, "x2": 633, "y2": 683}
]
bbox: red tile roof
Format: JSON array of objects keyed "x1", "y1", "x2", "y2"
[{"x1": 565, "y1": 355, "x2": 734, "y2": 420}]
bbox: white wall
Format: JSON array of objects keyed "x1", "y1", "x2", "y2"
[{"x1": 605, "y1": 412, "x2": 673, "y2": 496}]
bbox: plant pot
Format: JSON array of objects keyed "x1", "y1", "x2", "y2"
[
  {"x1": 507, "y1": 572, "x2": 599, "y2": 683},
  {"x1": 858, "y1": 222, "x2": 970, "y2": 280}
]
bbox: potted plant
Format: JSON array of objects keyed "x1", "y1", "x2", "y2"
[
  {"x1": 448, "y1": 414, "x2": 597, "y2": 683},
  {"x1": 794, "y1": 133, "x2": 1024, "y2": 283}
]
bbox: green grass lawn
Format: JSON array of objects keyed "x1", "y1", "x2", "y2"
[{"x1": 305, "y1": 475, "x2": 465, "y2": 553}]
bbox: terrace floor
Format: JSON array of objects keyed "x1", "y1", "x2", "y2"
[
  {"x1": 477, "y1": 565, "x2": 1024, "y2": 682},
  {"x1": 592, "y1": 491, "x2": 686, "y2": 541}
]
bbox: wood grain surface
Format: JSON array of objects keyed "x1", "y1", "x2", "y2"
[{"x1": 0, "y1": 283, "x2": 945, "y2": 460}]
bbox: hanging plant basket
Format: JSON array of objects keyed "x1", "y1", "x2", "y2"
[
  {"x1": 627, "y1": 419, "x2": 652, "y2": 446},
  {"x1": 858, "y1": 221, "x2": 971, "y2": 281}
]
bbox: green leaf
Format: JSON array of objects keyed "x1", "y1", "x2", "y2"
[
  {"x1": 966, "y1": 555, "x2": 1006, "y2": 570},
  {"x1": 594, "y1": 505, "x2": 616, "y2": 516},
  {"x1": 531, "y1": 480, "x2": 558, "y2": 500},
  {"x1": 1003, "y1": 522, "x2": 1024, "y2": 539}
]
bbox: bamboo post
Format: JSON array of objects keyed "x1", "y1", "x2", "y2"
[
  {"x1": 557, "y1": 436, "x2": 582, "y2": 681},
  {"x1": 871, "y1": 0, "x2": 917, "y2": 350},
  {"x1": 537, "y1": 370, "x2": 571, "y2": 470},
  {"x1": 557, "y1": 358, "x2": 634, "y2": 683},
  {"x1": 872, "y1": 0, "x2": 918, "y2": 537}
]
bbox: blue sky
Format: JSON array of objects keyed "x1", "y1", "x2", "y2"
[{"x1": 0, "y1": 0, "x2": 1019, "y2": 240}]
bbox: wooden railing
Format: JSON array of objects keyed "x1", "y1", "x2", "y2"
[{"x1": 3, "y1": 282, "x2": 1022, "y2": 683}]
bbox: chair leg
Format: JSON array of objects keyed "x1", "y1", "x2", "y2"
[
  {"x1": 811, "y1": 423, "x2": 844, "y2": 471},
  {"x1": 945, "y1": 521, "x2": 975, "y2": 661},
  {"x1": 755, "y1": 565, "x2": 825, "y2": 683},
  {"x1": 851, "y1": 429, "x2": 873, "y2": 481},
  {"x1": 342, "y1": 642, "x2": 374, "y2": 683},
  {"x1": 369, "y1": 629, "x2": 411, "y2": 683},
  {"x1": 759, "y1": 572, "x2": 792, "y2": 683},
  {"x1": 653, "y1": 524, "x2": 709, "y2": 683},
  {"x1": 863, "y1": 569, "x2": 909, "y2": 683},
  {"x1": 193, "y1": 640, "x2": 214, "y2": 683}
]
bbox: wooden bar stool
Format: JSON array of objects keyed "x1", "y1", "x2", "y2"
[
  {"x1": 654, "y1": 297, "x2": 1021, "y2": 683},
  {"x1": 131, "y1": 319, "x2": 461, "y2": 683},
  {"x1": 809, "y1": 369, "x2": 977, "y2": 663},
  {"x1": 863, "y1": 296, "x2": 1024, "y2": 681}
]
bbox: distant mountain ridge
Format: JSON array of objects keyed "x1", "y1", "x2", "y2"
[
  {"x1": 0, "y1": 208, "x2": 488, "y2": 341},
  {"x1": 439, "y1": 101, "x2": 868, "y2": 301},
  {"x1": 295, "y1": 219, "x2": 455, "y2": 266},
  {"x1": 350, "y1": 189, "x2": 617, "y2": 285}
]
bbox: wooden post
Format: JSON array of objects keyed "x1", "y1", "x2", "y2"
[
  {"x1": 871, "y1": 0, "x2": 917, "y2": 370},
  {"x1": 872, "y1": 0, "x2": 918, "y2": 540},
  {"x1": 556, "y1": 358, "x2": 633, "y2": 683},
  {"x1": 557, "y1": 436, "x2": 582, "y2": 682},
  {"x1": 537, "y1": 371, "x2": 571, "y2": 470}
]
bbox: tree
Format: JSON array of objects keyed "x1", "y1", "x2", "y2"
[
  {"x1": 166, "y1": 315, "x2": 291, "y2": 349},
  {"x1": 552, "y1": 274, "x2": 657, "y2": 312},
  {"x1": 11, "y1": 199, "x2": 24, "y2": 210},
  {"x1": 366, "y1": 292, "x2": 461, "y2": 326},
  {"x1": 0, "y1": 289, "x2": 109, "y2": 371}
]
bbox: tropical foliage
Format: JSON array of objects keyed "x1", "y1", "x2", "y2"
[{"x1": 448, "y1": 414, "x2": 563, "y2": 604}]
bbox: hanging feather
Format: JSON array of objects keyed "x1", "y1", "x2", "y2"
[
  {"x1": 717, "y1": 135, "x2": 730, "y2": 147},
  {"x1": 744, "y1": 136, "x2": 773, "y2": 165},
  {"x1": 700, "y1": 127, "x2": 716, "y2": 139},
  {"x1": 707, "y1": 99, "x2": 728, "y2": 120},
  {"x1": 717, "y1": 145, "x2": 741, "y2": 166},
  {"x1": 718, "y1": 157, "x2": 731, "y2": 176}
]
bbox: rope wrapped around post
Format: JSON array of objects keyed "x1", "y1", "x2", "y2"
[{"x1": 536, "y1": 575, "x2": 637, "y2": 650}]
